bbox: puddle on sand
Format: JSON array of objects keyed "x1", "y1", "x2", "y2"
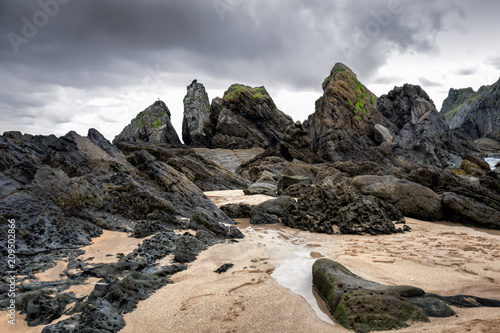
[{"x1": 271, "y1": 253, "x2": 334, "y2": 325}]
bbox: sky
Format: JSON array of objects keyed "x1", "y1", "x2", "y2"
[{"x1": 1, "y1": 0, "x2": 499, "y2": 142}]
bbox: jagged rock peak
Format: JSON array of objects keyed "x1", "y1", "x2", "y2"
[
  {"x1": 223, "y1": 84, "x2": 270, "y2": 100},
  {"x1": 321, "y1": 62, "x2": 359, "y2": 90},
  {"x1": 190, "y1": 82, "x2": 294, "y2": 150},
  {"x1": 113, "y1": 100, "x2": 181, "y2": 145},
  {"x1": 182, "y1": 80, "x2": 210, "y2": 146}
]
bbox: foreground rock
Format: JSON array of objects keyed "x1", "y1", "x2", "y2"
[
  {"x1": 282, "y1": 183, "x2": 405, "y2": 235},
  {"x1": 0, "y1": 129, "x2": 241, "y2": 330},
  {"x1": 313, "y1": 259, "x2": 500, "y2": 333},
  {"x1": 113, "y1": 100, "x2": 181, "y2": 145}
]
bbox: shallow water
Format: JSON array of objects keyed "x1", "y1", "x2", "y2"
[{"x1": 485, "y1": 157, "x2": 500, "y2": 169}]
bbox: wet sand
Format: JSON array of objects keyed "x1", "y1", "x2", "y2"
[{"x1": 3, "y1": 191, "x2": 500, "y2": 332}]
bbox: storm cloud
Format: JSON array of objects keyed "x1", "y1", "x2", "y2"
[{"x1": 0, "y1": 0, "x2": 499, "y2": 139}]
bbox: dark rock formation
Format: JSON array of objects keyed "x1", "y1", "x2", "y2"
[
  {"x1": 236, "y1": 149, "x2": 287, "y2": 183},
  {"x1": 220, "y1": 203, "x2": 253, "y2": 218},
  {"x1": 214, "y1": 263, "x2": 234, "y2": 274},
  {"x1": 305, "y1": 63, "x2": 399, "y2": 168},
  {"x1": 351, "y1": 175, "x2": 442, "y2": 221},
  {"x1": 282, "y1": 183, "x2": 405, "y2": 235},
  {"x1": 277, "y1": 161, "x2": 318, "y2": 195},
  {"x1": 249, "y1": 196, "x2": 295, "y2": 225},
  {"x1": 191, "y1": 84, "x2": 295, "y2": 149},
  {"x1": 395, "y1": 164, "x2": 500, "y2": 229},
  {"x1": 0, "y1": 128, "x2": 242, "y2": 332},
  {"x1": 244, "y1": 182, "x2": 277, "y2": 197},
  {"x1": 313, "y1": 259, "x2": 500, "y2": 333},
  {"x1": 113, "y1": 100, "x2": 181, "y2": 145},
  {"x1": 114, "y1": 142, "x2": 249, "y2": 191},
  {"x1": 378, "y1": 84, "x2": 477, "y2": 168},
  {"x1": 440, "y1": 79, "x2": 500, "y2": 139},
  {"x1": 182, "y1": 80, "x2": 211, "y2": 145}
]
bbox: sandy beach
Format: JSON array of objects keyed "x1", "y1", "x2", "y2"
[
  {"x1": 122, "y1": 191, "x2": 500, "y2": 333},
  {"x1": 3, "y1": 190, "x2": 500, "y2": 332}
]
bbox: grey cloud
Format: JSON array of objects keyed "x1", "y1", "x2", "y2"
[
  {"x1": 489, "y1": 57, "x2": 500, "y2": 70},
  {"x1": 455, "y1": 67, "x2": 477, "y2": 76},
  {"x1": 0, "y1": 0, "x2": 492, "y2": 138},
  {"x1": 419, "y1": 77, "x2": 443, "y2": 87}
]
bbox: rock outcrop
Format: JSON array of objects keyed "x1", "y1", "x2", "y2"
[
  {"x1": 440, "y1": 79, "x2": 500, "y2": 139},
  {"x1": 377, "y1": 84, "x2": 477, "y2": 168},
  {"x1": 113, "y1": 100, "x2": 181, "y2": 145},
  {"x1": 0, "y1": 129, "x2": 243, "y2": 330},
  {"x1": 114, "y1": 142, "x2": 249, "y2": 191},
  {"x1": 191, "y1": 84, "x2": 295, "y2": 149},
  {"x1": 182, "y1": 80, "x2": 210, "y2": 146},
  {"x1": 282, "y1": 182, "x2": 406, "y2": 235}
]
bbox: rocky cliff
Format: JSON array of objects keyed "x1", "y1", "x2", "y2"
[
  {"x1": 190, "y1": 84, "x2": 295, "y2": 150},
  {"x1": 113, "y1": 100, "x2": 181, "y2": 145},
  {"x1": 378, "y1": 84, "x2": 477, "y2": 168},
  {"x1": 182, "y1": 80, "x2": 210, "y2": 146},
  {"x1": 440, "y1": 79, "x2": 500, "y2": 139}
]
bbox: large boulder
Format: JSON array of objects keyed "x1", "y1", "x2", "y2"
[
  {"x1": 313, "y1": 259, "x2": 428, "y2": 332},
  {"x1": 182, "y1": 80, "x2": 211, "y2": 146},
  {"x1": 191, "y1": 84, "x2": 295, "y2": 149},
  {"x1": 282, "y1": 183, "x2": 405, "y2": 235},
  {"x1": 377, "y1": 84, "x2": 477, "y2": 168},
  {"x1": 113, "y1": 100, "x2": 181, "y2": 145},
  {"x1": 236, "y1": 149, "x2": 287, "y2": 183},
  {"x1": 351, "y1": 175, "x2": 442, "y2": 221},
  {"x1": 249, "y1": 196, "x2": 295, "y2": 225},
  {"x1": 395, "y1": 165, "x2": 500, "y2": 229}
]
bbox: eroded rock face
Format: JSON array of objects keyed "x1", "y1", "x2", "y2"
[
  {"x1": 441, "y1": 79, "x2": 500, "y2": 139},
  {"x1": 282, "y1": 183, "x2": 405, "y2": 235},
  {"x1": 113, "y1": 100, "x2": 181, "y2": 145},
  {"x1": 191, "y1": 84, "x2": 295, "y2": 149},
  {"x1": 305, "y1": 63, "x2": 398, "y2": 168},
  {"x1": 377, "y1": 84, "x2": 477, "y2": 168},
  {"x1": 182, "y1": 80, "x2": 211, "y2": 146}
]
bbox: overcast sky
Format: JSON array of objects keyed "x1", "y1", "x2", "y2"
[{"x1": 1, "y1": 0, "x2": 499, "y2": 141}]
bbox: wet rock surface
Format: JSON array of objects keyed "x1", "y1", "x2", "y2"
[{"x1": 313, "y1": 259, "x2": 500, "y2": 333}]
